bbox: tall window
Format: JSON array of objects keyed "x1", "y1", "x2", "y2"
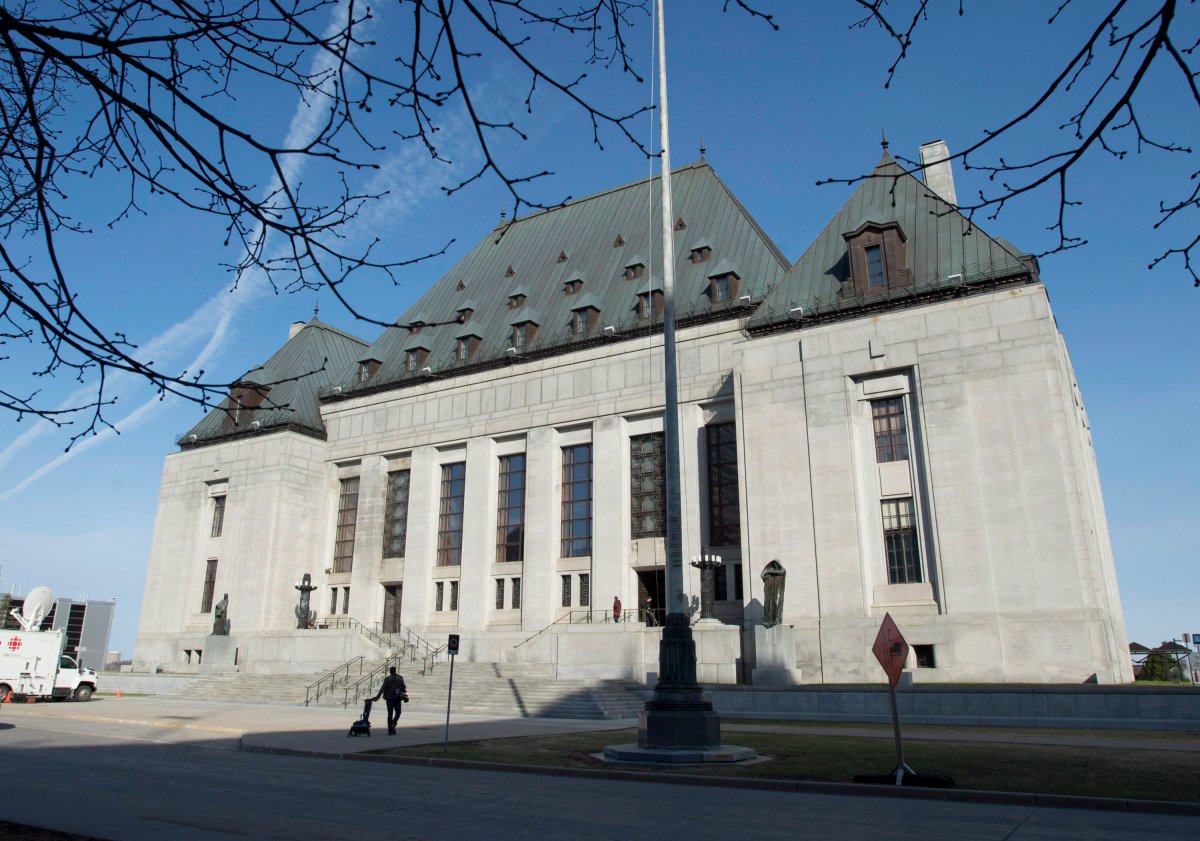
[
  {"x1": 341, "y1": 587, "x2": 350, "y2": 614},
  {"x1": 210, "y1": 495, "x2": 226, "y2": 538},
  {"x1": 883, "y1": 498, "x2": 922, "y2": 584},
  {"x1": 579, "y1": 573, "x2": 590, "y2": 607},
  {"x1": 330, "y1": 588, "x2": 339, "y2": 615},
  {"x1": 630, "y1": 433, "x2": 665, "y2": 538},
  {"x1": 561, "y1": 444, "x2": 593, "y2": 557},
  {"x1": 383, "y1": 470, "x2": 411, "y2": 558},
  {"x1": 495, "y1": 578, "x2": 506, "y2": 610},
  {"x1": 561, "y1": 575, "x2": 572, "y2": 607},
  {"x1": 866, "y1": 244, "x2": 887, "y2": 288},
  {"x1": 449, "y1": 580, "x2": 459, "y2": 611},
  {"x1": 437, "y1": 463, "x2": 466, "y2": 566},
  {"x1": 706, "y1": 423, "x2": 741, "y2": 547},
  {"x1": 496, "y1": 454, "x2": 526, "y2": 562},
  {"x1": 435, "y1": 581, "x2": 444, "y2": 611},
  {"x1": 200, "y1": 559, "x2": 218, "y2": 613},
  {"x1": 871, "y1": 397, "x2": 909, "y2": 462},
  {"x1": 333, "y1": 478, "x2": 360, "y2": 573},
  {"x1": 511, "y1": 577, "x2": 522, "y2": 610}
]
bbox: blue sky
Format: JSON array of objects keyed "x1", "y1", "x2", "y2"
[{"x1": 1, "y1": 2, "x2": 1196, "y2": 659}]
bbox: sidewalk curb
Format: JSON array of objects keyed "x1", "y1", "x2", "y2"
[{"x1": 237, "y1": 742, "x2": 1200, "y2": 817}]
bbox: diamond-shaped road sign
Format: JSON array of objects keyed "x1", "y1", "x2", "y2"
[{"x1": 872, "y1": 612, "x2": 908, "y2": 687}]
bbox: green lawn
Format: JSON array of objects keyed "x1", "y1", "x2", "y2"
[{"x1": 376, "y1": 726, "x2": 1200, "y2": 803}]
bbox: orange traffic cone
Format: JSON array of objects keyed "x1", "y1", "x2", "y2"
[
  {"x1": 2, "y1": 690, "x2": 9, "y2": 704},
  {"x1": 116, "y1": 689, "x2": 122, "y2": 698}
]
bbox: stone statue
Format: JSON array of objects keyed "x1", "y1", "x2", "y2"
[
  {"x1": 761, "y1": 561, "x2": 786, "y2": 628},
  {"x1": 690, "y1": 553, "x2": 723, "y2": 621},
  {"x1": 294, "y1": 574, "x2": 317, "y2": 629},
  {"x1": 212, "y1": 593, "x2": 230, "y2": 636}
]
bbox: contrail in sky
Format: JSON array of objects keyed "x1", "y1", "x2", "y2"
[{"x1": 0, "y1": 3, "x2": 363, "y2": 500}]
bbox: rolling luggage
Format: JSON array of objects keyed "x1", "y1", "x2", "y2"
[{"x1": 347, "y1": 698, "x2": 372, "y2": 737}]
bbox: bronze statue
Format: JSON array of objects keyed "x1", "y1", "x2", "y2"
[
  {"x1": 761, "y1": 561, "x2": 785, "y2": 628},
  {"x1": 212, "y1": 593, "x2": 230, "y2": 635},
  {"x1": 294, "y1": 574, "x2": 317, "y2": 629}
]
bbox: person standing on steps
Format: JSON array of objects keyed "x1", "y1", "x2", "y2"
[
  {"x1": 612, "y1": 595, "x2": 622, "y2": 623},
  {"x1": 370, "y1": 666, "x2": 408, "y2": 735}
]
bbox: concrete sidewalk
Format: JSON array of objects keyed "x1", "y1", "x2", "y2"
[{"x1": 0, "y1": 695, "x2": 632, "y2": 755}]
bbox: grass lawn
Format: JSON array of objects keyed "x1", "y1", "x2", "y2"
[{"x1": 375, "y1": 726, "x2": 1200, "y2": 803}]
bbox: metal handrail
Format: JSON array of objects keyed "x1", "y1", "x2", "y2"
[
  {"x1": 305, "y1": 656, "x2": 365, "y2": 707},
  {"x1": 321, "y1": 616, "x2": 393, "y2": 649},
  {"x1": 306, "y1": 617, "x2": 445, "y2": 705},
  {"x1": 421, "y1": 644, "x2": 448, "y2": 675},
  {"x1": 341, "y1": 652, "x2": 404, "y2": 708}
]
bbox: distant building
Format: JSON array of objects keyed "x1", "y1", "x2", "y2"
[{"x1": 134, "y1": 145, "x2": 1132, "y2": 684}]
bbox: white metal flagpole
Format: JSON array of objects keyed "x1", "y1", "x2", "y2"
[{"x1": 656, "y1": 0, "x2": 685, "y2": 618}]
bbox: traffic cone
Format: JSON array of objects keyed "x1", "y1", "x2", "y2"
[
  {"x1": 2, "y1": 690, "x2": 9, "y2": 704},
  {"x1": 116, "y1": 689, "x2": 122, "y2": 698}
]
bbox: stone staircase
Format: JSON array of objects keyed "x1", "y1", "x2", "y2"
[
  {"x1": 391, "y1": 662, "x2": 646, "y2": 720},
  {"x1": 149, "y1": 662, "x2": 647, "y2": 720}
]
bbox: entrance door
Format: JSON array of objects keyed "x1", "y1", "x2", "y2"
[
  {"x1": 381, "y1": 584, "x2": 403, "y2": 633},
  {"x1": 635, "y1": 569, "x2": 665, "y2": 626}
]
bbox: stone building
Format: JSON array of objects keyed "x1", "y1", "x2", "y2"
[{"x1": 134, "y1": 145, "x2": 1132, "y2": 684}]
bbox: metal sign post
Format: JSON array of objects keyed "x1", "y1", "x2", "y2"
[
  {"x1": 871, "y1": 613, "x2": 913, "y2": 784},
  {"x1": 443, "y1": 634, "x2": 459, "y2": 753}
]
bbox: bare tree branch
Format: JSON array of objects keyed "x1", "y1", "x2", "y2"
[
  {"x1": 0, "y1": 0, "x2": 776, "y2": 442},
  {"x1": 830, "y1": 0, "x2": 1199, "y2": 285}
]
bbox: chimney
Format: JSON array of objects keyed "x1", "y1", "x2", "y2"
[
  {"x1": 288, "y1": 321, "x2": 306, "y2": 340},
  {"x1": 919, "y1": 139, "x2": 957, "y2": 205}
]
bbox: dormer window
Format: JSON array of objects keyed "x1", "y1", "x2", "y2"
[
  {"x1": 508, "y1": 293, "x2": 526, "y2": 309},
  {"x1": 689, "y1": 239, "x2": 712, "y2": 263},
  {"x1": 842, "y1": 219, "x2": 911, "y2": 295},
  {"x1": 711, "y1": 274, "x2": 734, "y2": 302},
  {"x1": 457, "y1": 307, "x2": 474, "y2": 322},
  {"x1": 624, "y1": 261, "x2": 645, "y2": 281},
  {"x1": 357, "y1": 358, "x2": 381, "y2": 384},
  {"x1": 636, "y1": 290, "x2": 664, "y2": 319},
  {"x1": 512, "y1": 321, "x2": 538, "y2": 348},
  {"x1": 229, "y1": 382, "x2": 269, "y2": 426},
  {"x1": 408, "y1": 321, "x2": 425, "y2": 334},
  {"x1": 704, "y1": 258, "x2": 742, "y2": 305},
  {"x1": 563, "y1": 279, "x2": 583, "y2": 295},
  {"x1": 571, "y1": 307, "x2": 599, "y2": 335},
  {"x1": 455, "y1": 336, "x2": 480, "y2": 362},
  {"x1": 404, "y1": 348, "x2": 429, "y2": 372}
]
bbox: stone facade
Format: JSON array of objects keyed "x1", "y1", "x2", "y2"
[{"x1": 133, "y1": 155, "x2": 1131, "y2": 685}]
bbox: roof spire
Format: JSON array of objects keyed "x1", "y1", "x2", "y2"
[
  {"x1": 881, "y1": 127, "x2": 889, "y2": 152},
  {"x1": 700, "y1": 138, "x2": 706, "y2": 161},
  {"x1": 312, "y1": 299, "x2": 319, "y2": 322}
]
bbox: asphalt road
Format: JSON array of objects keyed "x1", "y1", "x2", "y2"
[{"x1": 2, "y1": 712, "x2": 1198, "y2": 840}]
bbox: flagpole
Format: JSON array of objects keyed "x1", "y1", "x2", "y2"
[
  {"x1": 656, "y1": 0, "x2": 685, "y2": 619},
  {"x1": 635, "y1": 0, "x2": 721, "y2": 752}
]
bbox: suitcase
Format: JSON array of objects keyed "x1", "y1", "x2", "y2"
[{"x1": 347, "y1": 698, "x2": 372, "y2": 737}]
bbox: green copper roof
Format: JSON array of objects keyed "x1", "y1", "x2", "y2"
[
  {"x1": 180, "y1": 318, "x2": 368, "y2": 447},
  {"x1": 747, "y1": 151, "x2": 1035, "y2": 330},
  {"x1": 331, "y1": 160, "x2": 789, "y2": 394}
]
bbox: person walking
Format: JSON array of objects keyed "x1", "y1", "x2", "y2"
[
  {"x1": 612, "y1": 596, "x2": 622, "y2": 623},
  {"x1": 644, "y1": 595, "x2": 656, "y2": 626},
  {"x1": 371, "y1": 666, "x2": 408, "y2": 735}
]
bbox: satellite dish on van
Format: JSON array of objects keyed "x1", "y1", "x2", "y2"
[{"x1": 17, "y1": 585, "x2": 55, "y2": 631}]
